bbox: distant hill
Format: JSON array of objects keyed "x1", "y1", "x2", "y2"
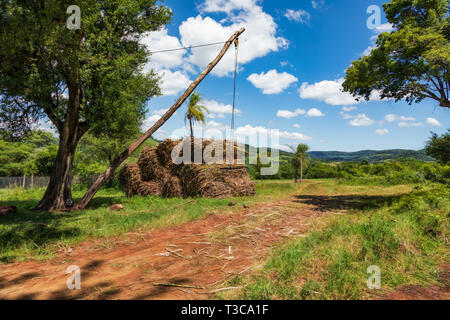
[{"x1": 307, "y1": 149, "x2": 434, "y2": 162}]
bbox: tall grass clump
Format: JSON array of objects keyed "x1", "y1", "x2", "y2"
[{"x1": 238, "y1": 184, "x2": 449, "y2": 300}]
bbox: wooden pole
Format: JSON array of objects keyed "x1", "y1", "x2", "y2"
[{"x1": 73, "y1": 27, "x2": 246, "y2": 210}]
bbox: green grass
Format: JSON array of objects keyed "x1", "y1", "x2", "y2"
[
  {"x1": 223, "y1": 182, "x2": 449, "y2": 300},
  {"x1": 0, "y1": 181, "x2": 298, "y2": 263}
]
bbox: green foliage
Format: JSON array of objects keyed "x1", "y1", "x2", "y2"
[
  {"x1": 343, "y1": 0, "x2": 450, "y2": 108},
  {"x1": 0, "y1": 130, "x2": 57, "y2": 176},
  {"x1": 239, "y1": 184, "x2": 449, "y2": 300},
  {"x1": 291, "y1": 144, "x2": 310, "y2": 182},
  {"x1": 185, "y1": 92, "x2": 208, "y2": 137},
  {"x1": 425, "y1": 130, "x2": 450, "y2": 164}
]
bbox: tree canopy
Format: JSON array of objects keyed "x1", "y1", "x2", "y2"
[
  {"x1": 185, "y1": 92, "x2": 208, "y2": 138},
  {"x1": 425, "y1": 130, "x2": 450, "y2": 164},
  {"x1": 343, "y1": 0, "x2": 450, "y2": 109}
]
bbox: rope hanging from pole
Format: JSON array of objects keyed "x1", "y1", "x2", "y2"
[{"x1": 230, "y1": 38, "x2": 239, "y2": 141}]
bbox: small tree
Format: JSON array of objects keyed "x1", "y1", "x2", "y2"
[
  {"x1": 291, "y1": 144, "x2": 310, "y2": 183},
  {"x1": 185, "y1": 92, "x2": 208, "y2": 138},
  {"x1": 425, "y1": 130, "x2": 450, "y2": 164}
]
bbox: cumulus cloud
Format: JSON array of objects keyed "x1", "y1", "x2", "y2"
[
  {"x1": 142, "y1": 115, "x2": 162, "y2": 131},
  {"x1": 142, "y1": 28, "x2": 185, "y2": 71},
  {"x1": 299, "y1": 78, "x2": 358, "y2": 105},
  {"x1": 398, "y1": 121, "x2": 423, "y2": 128},
  {"x1": 247, "y1": 70, "x2": 298, "y2": 94},
  {"x1": 276, "y1": 108, "x2": 306, "y2": 119},
  {"x1": 203, "y1": 99, "x2": 241, "y2": 119},
  {"x1": 179, "y1": 0, "x2": 288, "y2": 76},
  {"x1": 299, "y1": 78, "x2": 384, "y2": 106},
  {"x1": 235, "y1": 124, "x2": 312, "y2": 141},
  {"x1": 293, "y1": 124, "x2": 301, "y2": 128},
  {"x1": 306, "y1": 108, "x2": 325, "y2": 117},
  {"x1": 375, "y1": 128, "x2": 389, "y2": 135},
  {"x1": 157, "y1": 70, "x2": 192, "y2": 96},
  {"x1": 284, "y1": 9, "x2": 310, "y2": 24},
  {"x1": 385, "y1": 114, "x2": 416, "y2": 122},
  {"x1": 349, "y1": 114, "x2": 375, "y2": 127},
  {"x1": 375, "y1": 23, "x2": 394, "y2": 33},
  {"x1": 426, "y1": 117, "x2": 442, "y2": 127},
  {"x1": 342, "y1": 106, "x2": 357, "y2": 112}
]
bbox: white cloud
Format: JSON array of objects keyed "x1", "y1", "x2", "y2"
[
  {"x1": 151, "y1": 108, "x2": 169, "y2": 116},
  {"x1": 284, "y1": 9, "x2": 310, "y2": 24},
  {"x1": 247, "y1": 69, "x2": 298, "y2": 94},
  {"x1": 142, "y1": 28, "x2": 185, "y2": 71},
  {"x1": 178, "y1": 0, "x2": 288, "y2": 77},
  {"x1": 142, "y1": 115, "x2": 162, "y2": 131},
  {"x1": 311, "y1": 0, "x2": 324, "y2": 9},
  {"x1": 235, "y1": 124, "x2": 312, "y2": 141},
  {"x1": 340, "y1": 111, "x2": 354, "y2": 120},
  {"x1": 398, "y1": 121, "x2": 423, "y2": 128},
  {"x1": 203, "y1": 99, "x2": 241, "y2": 119},
  {"x1": 426, "y1": 117, "x2": 442, "y2": 127},
  {"x1": 349, "y1": 114, "x2": 375, "y2": 127},
  {"x1": 306, "y1": 108, "x2": 325, "y2": 117},
  {"x1": 276, "y1": 108, "x2": 306, "y2": 119},
  {"x1": 342, "y1": 106, "x2": 357, "y2": 112},
  {"x1": 293, "y1": 124, "x2": 301, "y2": 128},
  {"x1": 375, "y1": 23, "x2": 394, "y2": 33},
  {"x1": 299, "y1": 78, "x2": 359, "y2": 106},
  {"x1": 375, "y1": 128, "x2": 389, "y2": 135},
  {"x1": 157, "y1": 70, "x2": 192, "y2": 96},
  {"x1": 385, "y1": 114, "x2": 416, "y2": 122}
]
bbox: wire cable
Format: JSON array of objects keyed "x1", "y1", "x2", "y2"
[{"x1": 149, "y1": 41, "x2": 229, "y2": 54}]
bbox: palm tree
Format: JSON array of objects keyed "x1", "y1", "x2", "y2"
[
  {"x1": 185, "y1": 92, "x2": 208, "y2": 138},
  {"x1": 291, "y1": 144, "x2": 310, "y2": 183}
]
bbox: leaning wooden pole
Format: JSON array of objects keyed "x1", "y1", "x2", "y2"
[{"x1": 73, "y1": 27, "x2": 245, "y2": 210}]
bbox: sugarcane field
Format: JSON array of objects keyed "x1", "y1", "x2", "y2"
[{"x1": 0, "y1": 0, "x2": 449, "y2": 312}]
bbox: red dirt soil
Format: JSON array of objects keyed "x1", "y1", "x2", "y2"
[
  {"x1": 0, "y1": 195, "x2": 448, "y2": 300},
  {"x1": 0, "y1": 196, "x2": 329, "y2": 300}
]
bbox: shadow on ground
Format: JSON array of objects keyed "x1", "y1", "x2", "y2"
[{"x1": 294, "y1": 193, "x2": 405, "y2": 211}]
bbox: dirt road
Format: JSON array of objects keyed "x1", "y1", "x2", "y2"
[{"x1": 0, "y1": 195, "x2": 332, "y2": 299}]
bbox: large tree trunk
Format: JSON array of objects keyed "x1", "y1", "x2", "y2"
[
  {"x1": 35, "y1": 83, "x2": 86, "y2": 211},
  {"x1": 73, "y1": 28, "x2": 245, "y2": 210}
]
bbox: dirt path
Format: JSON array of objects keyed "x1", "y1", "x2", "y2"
[{"x1": 0, "y1": 194, "x2": 333, "y2": 300}]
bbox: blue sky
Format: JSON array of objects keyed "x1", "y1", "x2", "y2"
[{"x1": 141, "y1": 0, "x2": 449, "y2": 152}]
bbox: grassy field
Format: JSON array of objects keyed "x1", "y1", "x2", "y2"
[
  {"x1": 0, "y1": 181, "x2": 298, "y2": 263},
  {"x1": 218, "y1": 181, "x2": 449, "y2": 300},
  {"x1": 1, "y1": 179, "x2": 448, "y2": 300}
]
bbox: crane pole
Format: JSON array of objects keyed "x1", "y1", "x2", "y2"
[{"x1": 74, "y1": 27, "x2": 246, "y2": 210}]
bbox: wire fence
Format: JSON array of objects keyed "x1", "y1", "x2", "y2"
[{"x1": 0, "y1": 175, "x2": 99, "y2": 189}]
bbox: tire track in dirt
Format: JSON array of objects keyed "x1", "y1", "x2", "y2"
[{"x1": 0, "y1": 193, "x2": 335, "y2": 300}]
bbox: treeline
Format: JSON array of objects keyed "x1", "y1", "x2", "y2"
[
  {"x1": 248, "y1": 158, "x2": 450, "y2": 185},
  {"x1": 0, "y1": 130, "x2": 158, "y2": 182}
]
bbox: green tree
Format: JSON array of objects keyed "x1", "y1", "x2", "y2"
[
  {"x1": 292, "y1": 144, "x2": 310, "y2": 183},
  {"x1": 343, "y1": 0, "x2": 449, "y2": 109},
  {"x1": 0, "y1": 1, "x2": 171, "y2": 210},
  {"x1": 425, "y1": 130, "x2": 450, "y2": 164},
  {"x1": 185, "y1": 92, "x2": 208, "y2": 138}
]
